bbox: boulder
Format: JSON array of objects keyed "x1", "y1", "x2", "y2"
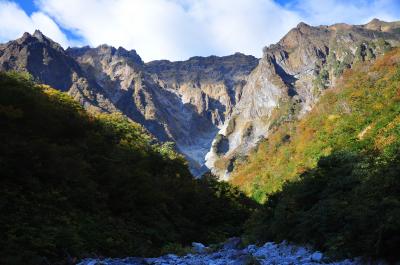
[
  {"x1": 311, "y1": 251, "x2": 323, "y2": 262},
  {"x1": 223, "y1": 237, "x2": 242, "y2": 250},
  {"x1": 192, "y1": 242, "x2": 207, "y2": 253}
]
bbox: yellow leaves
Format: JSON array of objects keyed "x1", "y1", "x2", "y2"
[
  {"x1": 322, "y1": 146, "x2": 333, "y2": 156},
  {"x1": 324, "y1": 115, "x2": 340, "y2": 133},
  {"x1": 395, "y1": 87, "x2": 400, "y2": 102},
  {"x1": 214, "y1": 156, "x2": 232, "y2": 171},
  {"x1": 372, "y1": 102, "x2": 384, "y2": 110},
  {"x1": 328, "y1": 114, "x2": 340, "y2": 121},
  {"x1": 231, "y1": 49, "x2": 400, "y2": 201},
  {"x1": 385, "y1": 115, "x2": 400, "y2": 131},
  {"x1": 357, "y1": 124, "x2": 372, "y2": 140},
  {"x1": 39, "y1": 84, "x2": 58, "y2": 95},
  {"x1": 349, "y1": 90, "x2": 363, "y2": 100},
  {"x1": 374, "y1": 115, "x2": 400, "y2": 150},
  {"x1": 375, "y1": 135, "x2": 397, "y2": 150}
]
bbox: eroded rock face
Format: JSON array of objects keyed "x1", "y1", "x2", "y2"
[
  {"x1": 1, "y1": 20, "x2": 400, "y2": 177},
  {"x1": 0, "y1": 30, "x2": 75, "y2": 91},
  {"x1": 0, "y1": 30, "x2": 118, "y2": 114},
  {"x1": 143, "y1": 54, "x2": 258, "y2": 174},
  {"x1": 206, "y1": 19, "x2": 400, "y2": 179},
  {"x1": 67, "y1": 47, "x2": 258, "y2": 174},
  {"x1": 145, "y1": 53, "x2": 258, "y2": 124},
  {"x1": 0, "y1": 32, "x2": 258, "y2": 175}
]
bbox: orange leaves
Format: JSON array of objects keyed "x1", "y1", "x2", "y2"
[
  {"x1": 374, "y1": 115, "x2": 400, "y2": 150},
  {"x1": 349, "y1": 90, "x2": 363, "y2": 100},
  {"x1": 375, "y1": 134, "x2": 397, "y2": 150},
  {"x1": 395, "y1": 86, "x2": 400, "y2": 101},
  {"x1": 372, "y1": 48, "x2": 399, "y2": 70}
]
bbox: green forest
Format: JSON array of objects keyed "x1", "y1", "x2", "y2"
[{"x1": 0, "y1": 72, "x2": 256, "y2": 265}]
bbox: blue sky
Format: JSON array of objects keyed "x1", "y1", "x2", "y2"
[{"x1": 1, "y1": 0, "x2": 400, "y2": 61}]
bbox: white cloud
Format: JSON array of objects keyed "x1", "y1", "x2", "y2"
[
  {"x1": 1, "y1": 0, "x2": 400, "y2": 61},
  {"x1": 35, "y1": 0, "x2": 213, "y2": 61},
  {"x1": 35, "y1": 0, "x2": 301, "y2": 61},
  {"x1": 0, "y1": 0, "x2": 72, "y2": 47},
  {"x1": 188, "y1": 0, "x2": 301, "y2": 58},
  {"x1": 289, "y1": 0, "x2": 400, "y2": 25}
]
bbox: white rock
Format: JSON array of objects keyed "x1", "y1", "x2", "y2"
[
  {"x1": 311, "y1": 251, "x2": 323, "y2": 262},
  {"x1": 245, "y1": 244, "x2": 257, "y2": 254},
  {"x1": 192, "y1": 242, "x2": 207, "y2": 253},
  {"x1": 77, "y1": 242, "x2": 364, "y2": 265}
]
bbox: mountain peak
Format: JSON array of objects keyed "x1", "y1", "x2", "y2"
[
  {"x1": 296, "y1": 22, "x2": 311, "y2": 29},
  {"x1": 33, "y1": 29, "x2": 45, "y2": 38},
  {"x1": 18, "y1": 32, "x2": 37, "y2": 44},
  {"x1": 32, "y1": 30, "x2": 52, "y2": 45},
  {"x1": 65, "y1": 44, "x2": 144, "y2": 66},
  {"x1": 116, "y1": 47, "x2": 143, "y2": 64},
  {"x1": 14, "y1": 30, "x2": 64, "y2": 52},
  {"x1": 21, "y1": 32, "x2": 32, "y2": 39},
  {"x1": 363, "y1": 18, "x2": 400, "y2": 32},
  {"x1": 367, "y1": 18, "x2": 384, "y2": 25}
]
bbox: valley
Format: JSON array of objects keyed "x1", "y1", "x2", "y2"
[
  {"x1": 1, "y1": 18, "x2": 400, "y2": 265},
  {"x1": 1, "y1": 19, "x2": 399, "y2": 179}
]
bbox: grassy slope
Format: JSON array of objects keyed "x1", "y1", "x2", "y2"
[{"x1": 0, "y1": 72, "x2": 256, "y2": 265}]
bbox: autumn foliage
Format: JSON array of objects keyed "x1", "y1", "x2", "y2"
[{"x1": 238, "y1": 49, "x2": 400, "y2": 260}]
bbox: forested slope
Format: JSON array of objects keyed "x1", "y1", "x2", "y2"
[
  {"x1": 0, "y1": 72, "x2": 256, "y2": 265},
  {"x1": 237, "y1": 49, "x2": 400, "y2": 260}
]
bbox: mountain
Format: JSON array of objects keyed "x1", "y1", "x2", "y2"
[
  {"x1": 1, "y1": 20, "x2": 400, "y2": 177},
  {"x1": 67, "y1": 47, "x2": 258, "y2": 175},
  {"x1": 0, "y1": 30, "x2": 117, "y2": 113},
  {"x1": 0, "y1": 33, "x2": 258, "y2": 175},
  {"x1": 242, "y1": 47, "x2": 400, "y2": 260},
  {"x1": 1, "y1": 18, "x2": 400, "y2": 264},
  {"x1": 0, "y1": 72, "x2": 256, "y2": 265},
  {"x1": 206, "y1": 19, "x2": 400, "y2": 178}
]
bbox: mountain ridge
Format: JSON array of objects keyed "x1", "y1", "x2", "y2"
[
  {"x1": 206, "y1": 18, "x2": 400, "y2": 178},
  {"x1": 1, "y1": 19, "x2": 400, "y2": 176},
  {"x1": 0, "y1": 31, "x2": 259, "y2": 175},
  {"x1": 1, "y1": 18, "x2": 400, "y2": 264}
]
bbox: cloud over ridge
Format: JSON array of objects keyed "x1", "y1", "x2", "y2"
[{"x1": 0, "y1": 0, "x2": 399, "y2": 61}]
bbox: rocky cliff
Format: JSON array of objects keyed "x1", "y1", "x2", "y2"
[
  {"x1": 0, "y1": 30, "x2": 118, "y2": 114},
  {"x1": 206, "y1": 19, "x2": 400, "y2": 178},
  {"x1": 1, "y1": 19, "x2": 399, "y2": 177},
  {"x1": 143, "y1": 54, "x2": 258, "y2": 173},
  {"x1": 0, "y1": 33, "x2": 257, "y2": 175},
  {"x1": 66, "y1": 46, "x2": 258, "y2": 174}
]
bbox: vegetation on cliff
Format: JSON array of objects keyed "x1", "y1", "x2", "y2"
[{"x1": 236, "y1": 49, "x2": 400, "y2": 260}]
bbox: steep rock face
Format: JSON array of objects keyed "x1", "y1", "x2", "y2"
[
  {"x1": 1, "y1": 20, "x2": 400, "y2": 177},
  {"x1": 145, "y1": 53, "x2": 258, "y2": 125},
  {"x1": 67, "y1": 47, "x2": 259, "y2": 175},
  {"x1": 0, "y1": 31, "x2": 258, "y2": 175},
  {"x1": 144, "y1": 54, "x2": 258, "y2": 173},
  {"x1": 206, "y1": 19, "x2": 400, "y2": 179},
  {"x1": 0, "y1": 30, "x2": 117, "y2": 113},
  {"x1": 0, "y1": 30, "x2": 75, "y2": 91}
]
